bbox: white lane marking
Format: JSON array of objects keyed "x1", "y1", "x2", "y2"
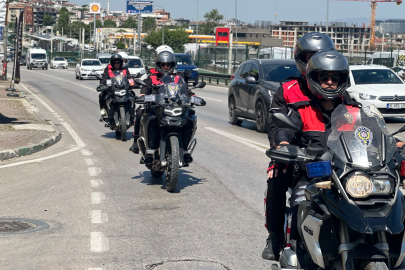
[
  {"x1": 0, "y1": 121, "x2": 85, "y2": 169},
  {"x1": 85, "y1": 159, "x2": 95, "y2": 166},
  {"x1": 91, "y1": 210, "x2": 108, "y2": 224},
  {"x1": 90, "y1": 232, "x2": 109, "y2": 252},
  {"x1": 91, "y1": 179, "x2": 104, "y2": 188},
  {"x1": 88, "y1": 167, "x2": 101, "y2": 177},
  {"x1": 36, "y1": 72, "x2": 96, "y2": 90},
  {"x1": 197, "y1": 96, "x2": 222, "y2": 102},
  {"x1": 19, "y1": 83, "x2": 55, "y2": 113},
  {"x1": 91, "y1": 192, "x2": 105, "y2": 204},
  {"x1": 205, "y1": 127, "x2": 269, "y2": 152},
  {"x1": 81, "y1": 149, "x2": 93, "y2": 156},
  {"x1": 57, "y1": 118, "x2": 64, "y2": 121}
]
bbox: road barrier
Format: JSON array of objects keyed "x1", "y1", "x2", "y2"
[{"x1": 199, "y1": 71, "x2": 231, "y2": 86}]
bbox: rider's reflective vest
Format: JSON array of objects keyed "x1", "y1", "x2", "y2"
[
  {"x1": 282, "y1": 80, "x2": 326, "y2": 133},
  {"x1": 107, "y1": 65, "x2": 127, "y2": 78}
]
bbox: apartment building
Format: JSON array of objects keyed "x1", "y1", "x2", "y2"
[{"x1": 271, "y1": 21, "x2": 371, "y2": 52}]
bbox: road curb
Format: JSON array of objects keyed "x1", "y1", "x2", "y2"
[{"x1": 0, "y1": 121, "x2": 62, "y2": 161}]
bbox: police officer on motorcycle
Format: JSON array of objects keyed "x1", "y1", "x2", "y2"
[
  {"x1": 263, "y1": 32, "x2": 335, "y2": 261},
  {"x1": 99, "y1": 54, "x2": 132, "y2": 120}
]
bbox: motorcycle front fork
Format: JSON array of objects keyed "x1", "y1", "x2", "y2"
[{"x1": 339, "y1": 220, "x2": 388, "y2": 270}]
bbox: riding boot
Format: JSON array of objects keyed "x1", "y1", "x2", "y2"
[
  {"x1": 262, "y1": 232, "x2": 284, "y2": 261},
  {"x1": 129, "y1": 136, "x2": 140, "y2": 153}
]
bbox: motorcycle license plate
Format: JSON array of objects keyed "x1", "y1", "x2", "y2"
[{"x1": 387, "y1": 103, "x2": 405, "y2": 109}]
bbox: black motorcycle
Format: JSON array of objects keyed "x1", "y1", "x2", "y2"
[
  {"x1": 135, "y1": 75, "x2": 206, "y2": 192},
  {"x1": 267, "y1": 104, "x2": 405, "y2": 270},
  {"x1": 96, "y1": 72, "x2": 135, "y2": 141}
]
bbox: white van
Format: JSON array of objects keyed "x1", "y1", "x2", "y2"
[
  {"x1": 27, "y1": 48, "x2": 48, "y2": 70},
  {"x1": 127, "y1": 56, "x2": 147, "y2": 81},
  {"x1": 258, "y1": 47, "x2": 293, "y2": 59},
  {"x1": 366, "y1": 51, "x2": 405, "y2": 68},
  {"x1": 96, "y1": 53, "x2": 111, "y2": 68}
]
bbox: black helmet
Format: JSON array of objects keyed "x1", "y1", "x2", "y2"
[
  {"x1": 294, "y1": 32, "x2": 335, "y2": 76},
  {"x1": 155, "y1": 51, "x2": 176, "y2": 75},
  {"x1": 110, "y1": 54, "x2": 123, "y2": 69},
  {"x1": 306, "y1": 50, "x2": 350, "y2": 101}
]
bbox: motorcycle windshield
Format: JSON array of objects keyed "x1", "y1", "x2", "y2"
[
  {"x1": 156, "y1": 75, "x2": 188, "y2": 103},
  {"x1": 328, "y1": 104, "x2": 396, "y2": 168},
  {"x1": 110, "y1": 71, "x2": 127, "y2": 88}
]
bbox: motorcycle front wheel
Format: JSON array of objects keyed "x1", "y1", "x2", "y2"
[
  {"x1": 364, "y1": 262, "x2": 389, "y2": 270},
  {"x1": 165, "y1": 136, "x2": 179, "y2": 192},
  {"x1": 119, "y1": 106, "x2": 127, "y2": 141}
]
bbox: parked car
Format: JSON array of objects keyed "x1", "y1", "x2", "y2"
[
  {"x1": 75, "y1": 59, "x2": 104, "y2": 80},
  {"x1": 392, "y1": 66, "x2": 405, "y2": 77},
  {"x1": 127, "y1": 56, "x2": 147, "y2": 82},
  {"x1": 228, "y1": 59, "x2": 300, "y2": 132},
  {"x1": 347, "y1": 65, "x2": 405, "y2": 117},
  {"x1": 50, "y1": 57, "x2": 68, "y2": 69},
  {"x1": 174, "y1": 53, "x2": 199, "y2": 86},
  {"x1": 20, "y1": 54, "x2": 26, "y2": 66}
]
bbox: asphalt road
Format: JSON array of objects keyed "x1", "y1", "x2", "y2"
[{"x1": 2, "y1": 66, "x2": 405, "y2": 270}]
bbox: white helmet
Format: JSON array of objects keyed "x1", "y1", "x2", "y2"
[
  {"x1": 156, "y1": 45, "x2": 174, "y2": 55},
  {"x1": 118, "y1": 52, "x2": 129, "y2": 63}
]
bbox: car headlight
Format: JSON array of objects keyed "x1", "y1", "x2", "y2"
[
  {"x1": 268, "y1": 90, "x2": 273, "y2": 96},
  {"x1": 193, "y1": 68, "x2": 198, "y2": 72},
  {"x1": 346, "y1": 174, "x2": 373, "y2": 198},
  {"x1": 163, "y1": 107, "x2": 183, "y2": 116},
  {"x1": 359, "y1": 93, "x2": 377, "y2": 100}
]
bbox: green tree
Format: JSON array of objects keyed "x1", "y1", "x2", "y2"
[
  {"x1": 180, "y1": 22, "x2": 189, "y2": 29},
  {"x1": 144, "y1": 28, "x2": 189, "y2": 53},
  {"x1": 103, "y1": 19, "x2": 116, "y2": 28},
  {"x1": 200, "y1": 9, "x2": 224, "y2": 35},
  {"x1": 43, "y1": 15, "x2": 55, "y2": 26},
  {"x1": 55, "y1": 7, "x2": 70, "y2": 34},
  {"x1": 120, "y1": 16, "x2": 137, "y2": 28},
  {"x1": 8, "y1": 22, "x2": 15, "y2": 29},
  {"x1": 142, "y1": 17, "x2": 156, "y2": 32},
  {"x1": 116, "y1": 41, "x2": 126, "y2": 49}
]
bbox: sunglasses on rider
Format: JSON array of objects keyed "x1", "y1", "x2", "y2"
[
  {"x1": 161, "y1": 63, "x2": 171, "y2": 67},
  {"x1": 318, "y1": 73, "x2": 341, "y2": 83},
  {"x1": 113, "y1": 61, "x2": 121, "y2": 65}
]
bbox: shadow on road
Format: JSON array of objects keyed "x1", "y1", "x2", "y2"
[
  {"x1": 133, "y1": 169, "x2": 207, "y2": 193},
  {"x1": 0, "y1": 113, "x2": 20, "y2": 124},
  {"x1": 101, "y1": 131, "x2": 133, "y2": 141},
  {"x1": 228, "y1": 120, "x2": 257, "y2": 132}
]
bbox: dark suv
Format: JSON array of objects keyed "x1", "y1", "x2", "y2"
[{"x1": 228, "y1": 59, "x2": 300, "y2": 132}]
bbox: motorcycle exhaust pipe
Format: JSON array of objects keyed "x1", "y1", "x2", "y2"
[{"x1": 137, "y1": 137, "x2": 147, "y2": 159}]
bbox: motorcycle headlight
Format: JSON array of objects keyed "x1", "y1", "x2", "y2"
[
  {"x1": 359, "y1": 93, "x2": 377, "y2": 100},
  {"x1": 346, "y1": 174, "x2": 373, "y2": 198},
  {"x1": 163, "y1": 107, "x2": 183, "y2": 116},
  {"x1": 372, "y1": 179, "x2": 392, "y2": 195}
]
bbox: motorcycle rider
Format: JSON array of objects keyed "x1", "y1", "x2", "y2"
[
  {"x1": 263, "y1": 32, "x2": 335, "y2": 261},
  {"x1": 99, "y1": 54, "x2": 133, "y2": 120},
  {"x1": 129, "y1": 49, "x2": 196, "y2": 153}
]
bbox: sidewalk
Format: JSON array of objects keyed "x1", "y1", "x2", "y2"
[{"x1": 0, "y1": 81, "x2": 61, "y2": 160}]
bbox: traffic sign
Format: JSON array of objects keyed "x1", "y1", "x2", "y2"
[
  {"x1": 0, "y1": 27, "x2": 3, "y2": 40},
  {"x1": 127, "y1": 1, "x2": 153, "y2": 14},
  {"x1": 89, "y1": 3, "x2": 101, "y2": 14}
]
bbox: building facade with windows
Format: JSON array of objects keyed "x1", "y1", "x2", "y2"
[{"x1": 271, "y1": 21, "x2": 371, "y2": 52}]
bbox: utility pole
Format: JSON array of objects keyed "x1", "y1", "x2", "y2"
[
  {"x1": 235, "y1": 0, "x2": 238, "y2": 64},
  {"x1": 138, "y1": 14, "x2": 141, "y2": 53},
  {"x1": 82, "y1": 28, "x2": 85, "y2": 57},
  {"x1": 192, "y1": 0, "x2": 198, "y2": 59},
  {"x1": 228, "y1": 28, "x2": 233, "y2": 74},
  {"x1": 326, "y1": 0, "x2": 329, "y2": 35}
]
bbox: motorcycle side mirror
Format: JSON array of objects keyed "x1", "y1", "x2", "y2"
[
  {"x1": 193, "y1": 82, "x2": 206, "y2": 89},
  {"x1": 272, "y1": 113, "x2": 301, "y2": 132},
  {"x1": 135, "y1": 78, "x2": 147, "y2": 86},
  {"x1": 392, "y1": 124, "x2": 405, "y2": 136},
  {"x1": 95, "y1": 74, "x2": 102, "y2": 80}
]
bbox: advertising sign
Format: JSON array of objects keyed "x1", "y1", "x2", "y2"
[
  {"x1": 127, "y1": 1, "x2": 153, "y2": 14},
  {"x1": 89, "y1": 3, "x2": 101, "y2": 14},
  {"x1": 24, "y1": 6, "x2": 33, "y2": 26},
  {"x1": 0, "y1": 27, "x2": 3, "y2": 40}
]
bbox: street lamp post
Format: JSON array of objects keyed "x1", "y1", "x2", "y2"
[
  {"x1": 235, "y1": 0, "x2": 237, "y2": 66},
  {"x1": 154, "y1": 5, "x2": 165, "y2": 45},
  {"x1": 192, "y1": 0, "x2": 198, "y2": 59}
]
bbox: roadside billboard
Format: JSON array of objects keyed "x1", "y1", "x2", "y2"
[
  {"x1": 24, "y1": 6, "x2": 33, "y2": 26},
  {"x1": 127, "y1": 1, "x2": 153, "y2": 14}
]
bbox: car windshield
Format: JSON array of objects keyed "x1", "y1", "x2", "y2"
[
  {"x1": 127, "y1": 59, "x2": 143, "y2": 68},
  {"x1": 82, "y1": 60, "x2": 101, "y2": 66},
  {"x1": 54, "y1": 57, "x2": 65, "y2": 61},
  {"x1": 175, "y1": 56, "x2": 194, "y2": 65},
  {"x1": 99, "y1": 58, "x2": 110, "y2": 64},
  {"x1": 352, "y1": 69, "x2": 403, "y2": 85},
  {"x1": 31, "y1": 54, "x2": 46, "y2": 60},
  {"x1": 262, "y1": 64, "x2": 301, "y2": 82}
]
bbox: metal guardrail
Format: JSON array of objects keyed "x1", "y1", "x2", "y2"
[
  {"x1": 199, "y1": 71, "x2": 231, "y2": 86},
  {"x1": 68, "y1": 62, "x2": 77, "y2": 68}
]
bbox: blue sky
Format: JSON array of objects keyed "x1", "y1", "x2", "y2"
[{"x1": 73, "y1": 0, "x2": 405, "y2": 25}]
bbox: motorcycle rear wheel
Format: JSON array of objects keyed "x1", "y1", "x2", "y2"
[
  {"x1": 364, "y1": 262, "x2": 389, "y2": 270},
  {"x1": 119, "y1": 106, "x2": 127, "y2": 141},
  {"x1": 165, "y1": 136, "x2": 179, "y2": 193}
]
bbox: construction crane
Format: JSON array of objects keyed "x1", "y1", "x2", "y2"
[{"x1": 332, "y1": 0, "x2": 402, "y2": 47}]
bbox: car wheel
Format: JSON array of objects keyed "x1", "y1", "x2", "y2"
[
  {"x1": 79, "y1": 74, "x2": 83, "y2": 80},
  {"x1": 255, "y1": 100, "x2": 268, "y2": 133},
  {"x1": 75, "y1": 72, "x2": 79, "y2": 80},
  {"x1": 229, "y1": 96, "x2": 242, "y2": 125}
]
